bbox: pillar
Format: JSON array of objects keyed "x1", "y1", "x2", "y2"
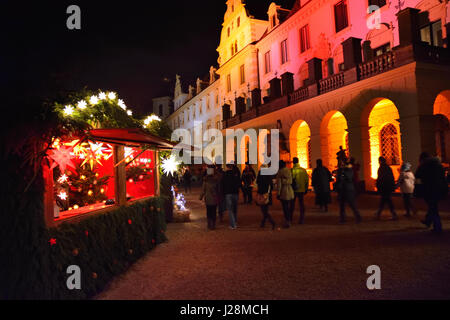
[
  {"x1": 113, "y1": 145, "x2": 127, "y2": 206},
  {"x1": 281, "y1": 72, "x2": 294, "y2": 96},
  {"x1": 396, "y1": 8, "x2": 420, "y2": 47},
  {"x1": 342, "y1": 37, "x2": 362, "y2": 70},
  {"x1": 347, "y1": 124, "x2": 367, "y2": 191},
  {"x1": 305, "y1": 58, "x2": 323, "y2": 86},
  {"x1": 362, "y1": 40, "x2": 373, "y2": 62}
]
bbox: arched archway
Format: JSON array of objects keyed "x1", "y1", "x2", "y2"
[
  {"x1": 433, "y1": 90, "x2": 450, "y2": 164},
  {"x1": 320, "y1": 111, "x2": 349, "y2": 171},
  {"x1": 362, "y1": 98, "x2": 402, "y2": 187},
  {"x1": 289, "y1": 120, "x2": 311, "y2": 169}
]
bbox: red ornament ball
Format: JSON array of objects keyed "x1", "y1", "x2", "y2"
[
  {"x1": 128, "y1": 219, "x2": 132, "y2": 225},
  {"x1": 92, "y1": 272, "x2": 98, "y2": 279},
  {"x1": 72, "y1": 248, "x2": 79, "y2": 256}
]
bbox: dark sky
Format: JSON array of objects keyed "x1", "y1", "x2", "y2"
[{"x1": 2, "y1": 0, "x2": 296, "y2": 116}]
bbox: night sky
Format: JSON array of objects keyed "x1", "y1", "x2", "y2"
[{"x1": 2, "y1": 0, "x2": 296, "y2": 116}]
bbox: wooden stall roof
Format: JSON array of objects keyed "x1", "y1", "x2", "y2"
[{"x1": 89, "y1": 128, "x2": 175, "y2": 149}]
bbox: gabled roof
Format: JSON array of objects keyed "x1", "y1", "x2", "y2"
[{"x1": 244, "y1": 0, "x2": 297, "y2": 20}]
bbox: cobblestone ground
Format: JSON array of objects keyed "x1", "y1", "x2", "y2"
[{"x1": 97, "y1": 189, "x2": 450, "y2": 300}]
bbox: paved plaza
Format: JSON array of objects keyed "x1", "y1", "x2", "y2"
[{"x1": 97, "y1": 189, "x2": 450, "y2": 300}]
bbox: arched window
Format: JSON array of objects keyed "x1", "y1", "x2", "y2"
[{"x1": 380, "y1": 124, "x2": 400, "y2": 165}]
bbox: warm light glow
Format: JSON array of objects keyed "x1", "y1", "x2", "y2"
[
  {"x1": 73, "y1": 205, "x2": 79, "y2": 210},
  {"x1": 118, "y1": 99, "x2": 127, "y2": 110},
  {"x1": 90, "y1": 95, "x2": 99, "y2": 105},
  {"x1": 57, "y1": 174, "x2": 69, "y2": 184},
  {"x1": 88, "y1": 190, "x2": 93, "y2": 196},
  {"x1": 161, "y1": 155, "x2": 180, "y2": 176},
  {"x1": 108, "y1": 92, "x2": 116, "y2": 100},
  {"x1": 144, "y1": 115, "x2": 161, "y2": 125},
  {"x1": 290, "y1": 120, "x2": 311, "y2": 169},
  {"x1": 368, "y1": 99, "x2": 402, "y2": 179},
  {"x1": 63, "y1": 105, "x2": 74, "y2": 116},
  {"x1": 321, "y1": 111, "x2": 348, "y2": 170},
  {"x1": 98, "y1": 92, "x2": 107, "y2": 100},
  {"x1": 127, "y1": 110, "x2": 133, "y2": 116}
]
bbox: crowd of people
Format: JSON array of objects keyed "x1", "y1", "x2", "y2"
[{"x1": 192, "y1": 147, "x2": 448, "y2": 234}]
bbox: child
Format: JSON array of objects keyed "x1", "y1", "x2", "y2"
[{"x1": 397, "y1": 162, "x2": 417, "y2": 217}]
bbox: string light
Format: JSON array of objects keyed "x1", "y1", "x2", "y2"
[
  {"x1": 108, "y1": 92, "x2": 116, "y2": 100},
  {"x1": 57, "y1": 191, "x2": 68, "y2": 200},
  {"x1": 144, "y1": 115, "x2": 161, "y2": 126},
  {"x1": 77, "y1": 100, "x2": 87, "y2": 110},
  {"x1": 127, "y1": 110, "x2": 133, "y2": 116},
  {"x1": 90, "y1": 95, "x2": 99, "y2": 105},
  {"x1": 98, "y1": 92, "x2": 107, "y2": 100},
  {"x1": 57, "y1": 174, "x2": 69, "y2": 184},
  {"x1": 118, "y1": 99, "x2": 127, "y2": 110},
  {"x1": 63, "y1": 105, "x2": 74, "y2": 116}
]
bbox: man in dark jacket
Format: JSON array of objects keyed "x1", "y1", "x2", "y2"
[
  {"x1": 415, "y1": 152, "x2": 448, "y2": 233},
  {"x1": 375, "y1": 157, "x2": 398, "y2": 220},
  {"x1": 242, "y1": 163, "x2": 256, "y2": 204},
  {"x1": 336, "y1": 161, "x2": 362, "y2": 224},
  {"x1": 222, "y1": 164, "x2": 242, "y2": 229}
]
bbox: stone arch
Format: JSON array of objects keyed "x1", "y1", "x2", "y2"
[
  {"x1": 320, "y1": 111, "x2": 349, "y2": 171},
  {"x1": 289, "y1": 120, "x2": 312, "y2": 169},
  {"x1": 433, "y1": 90, "x2": 450, "y2": 164},
  {"x1": 361, "y1": 98, "x2": 402, "y2": 189}
]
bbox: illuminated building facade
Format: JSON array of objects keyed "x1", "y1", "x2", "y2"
[{"x1": 167, "y1": 0, "x2": 450, "y2": 190}]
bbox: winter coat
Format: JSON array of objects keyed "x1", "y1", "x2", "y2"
[
  {"x1": 335, "y1": 166, "x2": 356, "y2": 200},
  {"x1": 376, "y1": 164, "x2": 395, "y2": 194},
  {"x1": 292, "y1": 164, "x2": 309, "y2": 193},
  {"x1": 312, "y1": 166, "x2": 332, "y2": 193},
  {"x1": 200, "y1": 175, "x2": 219, "y2": 206},
  {"x1": 415, "y1": 157, "x2": 448, "y2": 201},
  {"x1": 222, "y1": 169, "x2": 241, "y2": 195},
  {"x1": 257, "y1": 171, "x2": 273, "y2": 194},
  {"x1": 242, "y1": 167, "x2": 256, "y2": 187},
  {"x1": 398, "y1": 171, "x2": 415, "y2": 194},
  {"x1": 276, "y1": 167, "x2": 295, "y2": 201}
]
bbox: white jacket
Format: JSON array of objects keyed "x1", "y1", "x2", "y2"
[{"x1": 398, "y1": 171, "x2": 415, "y2": 194}]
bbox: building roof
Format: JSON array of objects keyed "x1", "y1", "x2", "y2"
[
  {"x1": 89, "y1": 128, "x2": 175, "y2": 149},
  {"x1": 244, "y1": 0, "x2": 297, "y2": 20}
]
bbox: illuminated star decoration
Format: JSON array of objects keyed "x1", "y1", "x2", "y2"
[
  {"x1": 57, "y1": 174, "x2": 69, "y2": 184},
  {"x1": 49, "y1": 238, "x2": 57, "y2": 246},
  {"x1": 161, "y1": 155, "x2": 181, "y2": 176},
  {"x1": 48, "y1": 146, "x2": 75, "y2": 172},
  {"x1": 57, "y1": 191, "x2": 68, "y2": 200},
  {"x1": 144, "y1": 115, "x2": 161, "y2": 126},
  {"x1": 77, "y1": 100, "x2": 87, "y2": 110},
  {"x1": 64, "y1": 105, "x2": 74, "y2": 116}
]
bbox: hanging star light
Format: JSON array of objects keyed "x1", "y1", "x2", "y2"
[
  {"x1": 118, "y1": 99, "x2": 127, "y2": 110},
  {"x1": 57, "y1": 174, "x2": 69, "y2": 184},
  {"x1": 108, "y1": 92, "x2": 116, "y2": 100},
  {"x1": 127, "y1": 110, "x2": 133, "y2": 116},
  {"x1": 48, "y1": 146, "x2": 75, "y2": 172},
  {"x1": 161, "y1": 155, "x2": 181, "y2": 176},
  {"x1": 63, "y1": 105, "x2": 74, "y2": 116}
]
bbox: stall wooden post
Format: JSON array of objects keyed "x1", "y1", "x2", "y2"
[
  {"x1": 43, "y1": 163, "x2": 56, "y2": 228},
  {"x1": 113, "y1": 145, "x2": 127, "y2": 206},
  {"x1": 154, "y1": 148, "x2": 160, "y2": 196}
]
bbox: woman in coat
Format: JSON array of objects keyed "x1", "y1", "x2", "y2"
[
  {"x1": 311, "y1": 159, "x2": 332, "y2": 212},
  {"x1": 256, "y1": 164, "x2": 276, "y2": 230},
  {"x1": 397, "y1": 162, "x2": 417, "y2": 217},
  {"x1": 276, "y1": 160, "x2": 294, "y2": 228},
  {"x1": 199, "y1": 165, "x2": 219, "y2": 230}
]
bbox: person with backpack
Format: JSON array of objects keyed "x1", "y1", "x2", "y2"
[
  {"x1": 415, "y1": 152, "x2": 448, "y2": 233},
  {"x1": 291, "y1": 157, "x2": 309, "y2": 224},
  {"x1": 256, "y1": 164, "x2": 276, "y2": 230},
  {"x1": 335, "y1": 160, "x2": 362, "y2": 224},
  {"x1": 375, "y1": 157, "x2": 398, "y2": 221},
  {"x1": 276, "y1": 160, "x2": 295, "y2": 228}
]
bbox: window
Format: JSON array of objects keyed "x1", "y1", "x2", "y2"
[
  {"x1": 334, "y1": 0, "x2": 349, "y2": 33},
  {"x1": 235, "y1": 41, "x2": 238, "y2": 54},
  {"x1": 368, "y1": 0, "x2": 386, "y2": 7},
  {"x1": 380, "y1": 124, "x2": 400, "y2": 166},
  {"x1": 299, "y1": 25, "x2": 310, "y2": 53},
  {"x1": 373, "y1": 43, "x2": 391, "y2": 57},
  {"x1": 159, "y1": 104, "x2": 163, "y2": 116},
  {"x1": 420, "y1": 20, "x2": 443, "y2": 47},
  {"x1": 281, "y1": 39, "x2": 288, "y2": 64},
  {"x1": 227, "y1": 74, "x2": 231, "y2": 92},
  {"x1": 264, "y1": 51, "x2": 271, "y2": 74},
  {"x1": 240, "y1": 64, "x2": 245, "y2": 85},
  {"x1": 227, "y1": 27, "x2": 230, "y2": 37},
  {"x1": 237, "y1": 17, "x2": 240, "y2": 27}
]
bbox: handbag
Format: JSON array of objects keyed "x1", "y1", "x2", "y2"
[{"x1": 256, "y1": 185, "x2": 271, "y2": 206}]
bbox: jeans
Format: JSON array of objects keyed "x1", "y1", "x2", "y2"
[
  {"x1": 260, "y1": 204, "x2": 275, "y2": 228},
  {"x1": 424, "y1": 198, "x2": 442, "y2": 232},
  {"x1": 206, "y1": 205, "x2": 217, "y2": 229},
  {"x1": 225, "y1": 193, "x2": 238, "y2": 228},
  {"x1": 293, "y1": 192, "x2": 306, "y2": 224},
  {"x1": 339, "y1": 195, "x2": 361, "y2": 222},
  {"x1": 376, "y1": 193, "x2": 397, "y2": 218},
  {"x1": 281, "y1": 200, "x2": 294, "y2": 226}
]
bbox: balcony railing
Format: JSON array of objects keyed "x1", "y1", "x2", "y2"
[{"x1": 222, "y1": 43, "x2": 450, "y2": 129}]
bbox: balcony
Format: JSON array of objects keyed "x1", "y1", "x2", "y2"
[{"x1": 222, "y1": 42, "x2": 450, "y2": 129}]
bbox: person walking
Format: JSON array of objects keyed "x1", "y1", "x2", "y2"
[
  {"x1": 375, "y1": 157, "x2": 398, "y2": 220},
  {"x1": 336, "y1": 146, "x2": 348, "y2": 169},
  {"x1": 215, "y1": 164, "x2": 225, "y2": 223},
  {"x1": 291, "y1": 157, "x2": 309, "y2": 224},
  {"x1": 256, "y1": 164, "x2": 276, "y2": 230},
  {"x1": 397, "y1": 162, "x2": 417, "y2": 217},
  {"x1": 415, "y1": 152, "x2": 448, "y2": 233},
  {"x1": 276, "y1": 160, "x2": 295, "y2": 228},
  {"x1": 222, "y1": 164, "x2": 241, "y2": 229},
  {"x1": 182, "y1": 168, "x2": 192, "y2": 194},
  {"x1": 199, "y1": 165, "x2": 219, "y2": 230},
  {"x1": 335, "y1": 160, "x2": 362, "y2": 224},
  {"x1": 349, "y1": 157, "x2": 361, "y2": 193},
  {"x1": 242, "y1": 163, "x2": 256, "y2": 204},
  {"x1": 311, "y1": 159, "x2": 332, "y2": 212}
]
